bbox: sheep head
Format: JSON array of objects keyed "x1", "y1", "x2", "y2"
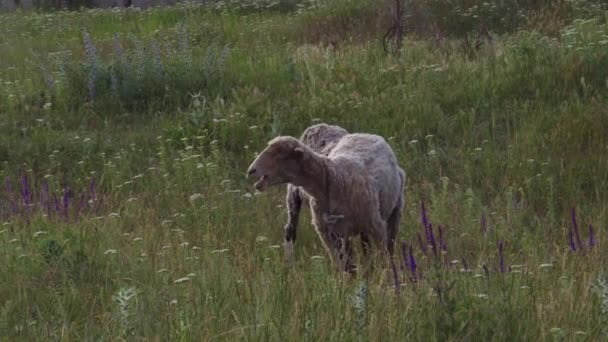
[{"x1": 247, "y1": 136, "x2": 309, "y2": 191}]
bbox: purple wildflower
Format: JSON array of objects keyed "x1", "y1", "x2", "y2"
[
  {"x1": 421, "y1": 200, "x2": 430, "y2": 230},
  {"x1": 571, "y1": 207, "x2": 584, "y2": 250},
  {"x1": 82, "y1": 30, "x2": 97, "y2": 65},
  {"x1": 568, "y1": 229, "x2": 577, "y2": 252},
  {"x1": 498, "y1": 241, "x2": 505, "y2": 273},
  {"x1": 87, "y1": 74, "x2": 96, "y2": 99},
  {"x1": 408, "y1": 245, "x2": 417, "y2": 281},
  {"x1": 588, "y1": 224, "x2": 596, "y2": 248},
  {"x1": 20, "y1": 174, "x2": 31, "y2": 208},
  {"x1": 53, "y1": 193, "x2": 61, "y2": 213},
  {"x1": 82, "y1": 30, "x2": 97, "y2": 99},
  {"x1": 417, "y1": 232, "x2": 428, "y2": 255}
]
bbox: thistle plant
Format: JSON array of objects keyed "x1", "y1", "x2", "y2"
[
  {"x1": 113, "y1": 286, "x2": 138, "y2": 338},
  {"x1": 82, "y1": 30, "x2": 98, "y2": 99},
  {"x1": 593, "y1": 275, "x2": 608, "y2": 337},
  {"x1": 352, "y1": 280, "x2": 368, "y2": 339}
]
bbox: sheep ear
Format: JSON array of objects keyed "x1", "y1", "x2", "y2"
[{"x1": 292, "y1": 147, "x2": 307, "y2": 160}]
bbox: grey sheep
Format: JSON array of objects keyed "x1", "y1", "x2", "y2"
[{"x1": 247, "y1": 131, "x2": 405, "y2": 274}]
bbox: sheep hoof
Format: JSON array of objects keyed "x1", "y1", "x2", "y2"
[{"x1": 284, "y1": 240, "x2": 295, "y2": 264}]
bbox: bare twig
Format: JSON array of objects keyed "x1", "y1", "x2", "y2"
[{"x1": 383, "y1": 0, "x2": 406, "y2": 55}]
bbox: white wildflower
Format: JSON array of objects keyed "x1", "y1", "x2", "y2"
[
  {"x1": 256, "y1": 236, "x2": 268, "y2": 243},
  {"x1": 211, "y1": 249, "x2": 229, "y2": 254},
  {"x1": 189, "y1": 193, "x2": 203, "y2": 201},
  {"x1": 174, "y1": 277, "x2": 191, "y2": 284}
]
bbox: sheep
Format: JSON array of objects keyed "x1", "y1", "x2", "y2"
[
  {"x1": 283, "y1": 123, "x2": 349, "y2": 262},
  {"x1": 247, "y1": 133, "x2": 405, "y2": 274}
]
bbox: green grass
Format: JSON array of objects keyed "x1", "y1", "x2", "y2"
[{"x1": 0, "y1": 1, "x2": 607, "y2": 340}]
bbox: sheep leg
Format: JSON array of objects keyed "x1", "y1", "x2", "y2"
[
  {"x1": 386, "y1": 193, "x2": 403, "y2": 256},
  {"x1": 328, "y1": 231, "x2": 356, "y2": 274},
  {"x1": 284, "y1": 184, "x2": 302, "y2": 263},
  {"x1": 368, "y1": 215, "x2": 389, "y2": 252},
  {"x1": 360, "y1": 232, "x2": 371, "y2": 256},
  {"x1": 312, "y1": 215, "x2": 356, "y2": 274}
]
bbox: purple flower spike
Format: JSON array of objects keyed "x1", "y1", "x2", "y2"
[
  {"x1": 417, "y1": 232, "x2": 428, "y2": 255},
  {"x1": 421, "y1": 200, "x2": 429, "y2": 230},
  {"x1": 53, "y1": 193, "x2": 61, "y2": 214},
  {"x1": 588, "y1": 224, "x2": 596, "y2": 248},
  {"x1": 408, "y1": 245, "x2": 417, "y2": 281},
  {"x1": 571, "y1": 207, "x2": 584, "y2": 250},
  {"x1": 82, "y1": 30, "x2": 98, "y2": 99},
  {"x1": 20, "y1": 174, "x2": 32, "y2": 208},
  {"x1": 498, "y1": 241, "x2": 505, "y2": 273},
  {"x1": 568, "y1": 229, "x2": 577, "y2": 252}
]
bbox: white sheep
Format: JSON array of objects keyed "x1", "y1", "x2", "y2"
[{"x1": 248, "y1": 133, "x2": 405, "y2": 274}]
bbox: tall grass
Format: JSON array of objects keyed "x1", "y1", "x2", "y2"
[{"x1": 0, "y1": 1, "x2": 607, "y2": 339}]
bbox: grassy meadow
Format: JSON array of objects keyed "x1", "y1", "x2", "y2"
[{"x1": 0, "y1": 0, "x2": 607, "y2": 339}]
